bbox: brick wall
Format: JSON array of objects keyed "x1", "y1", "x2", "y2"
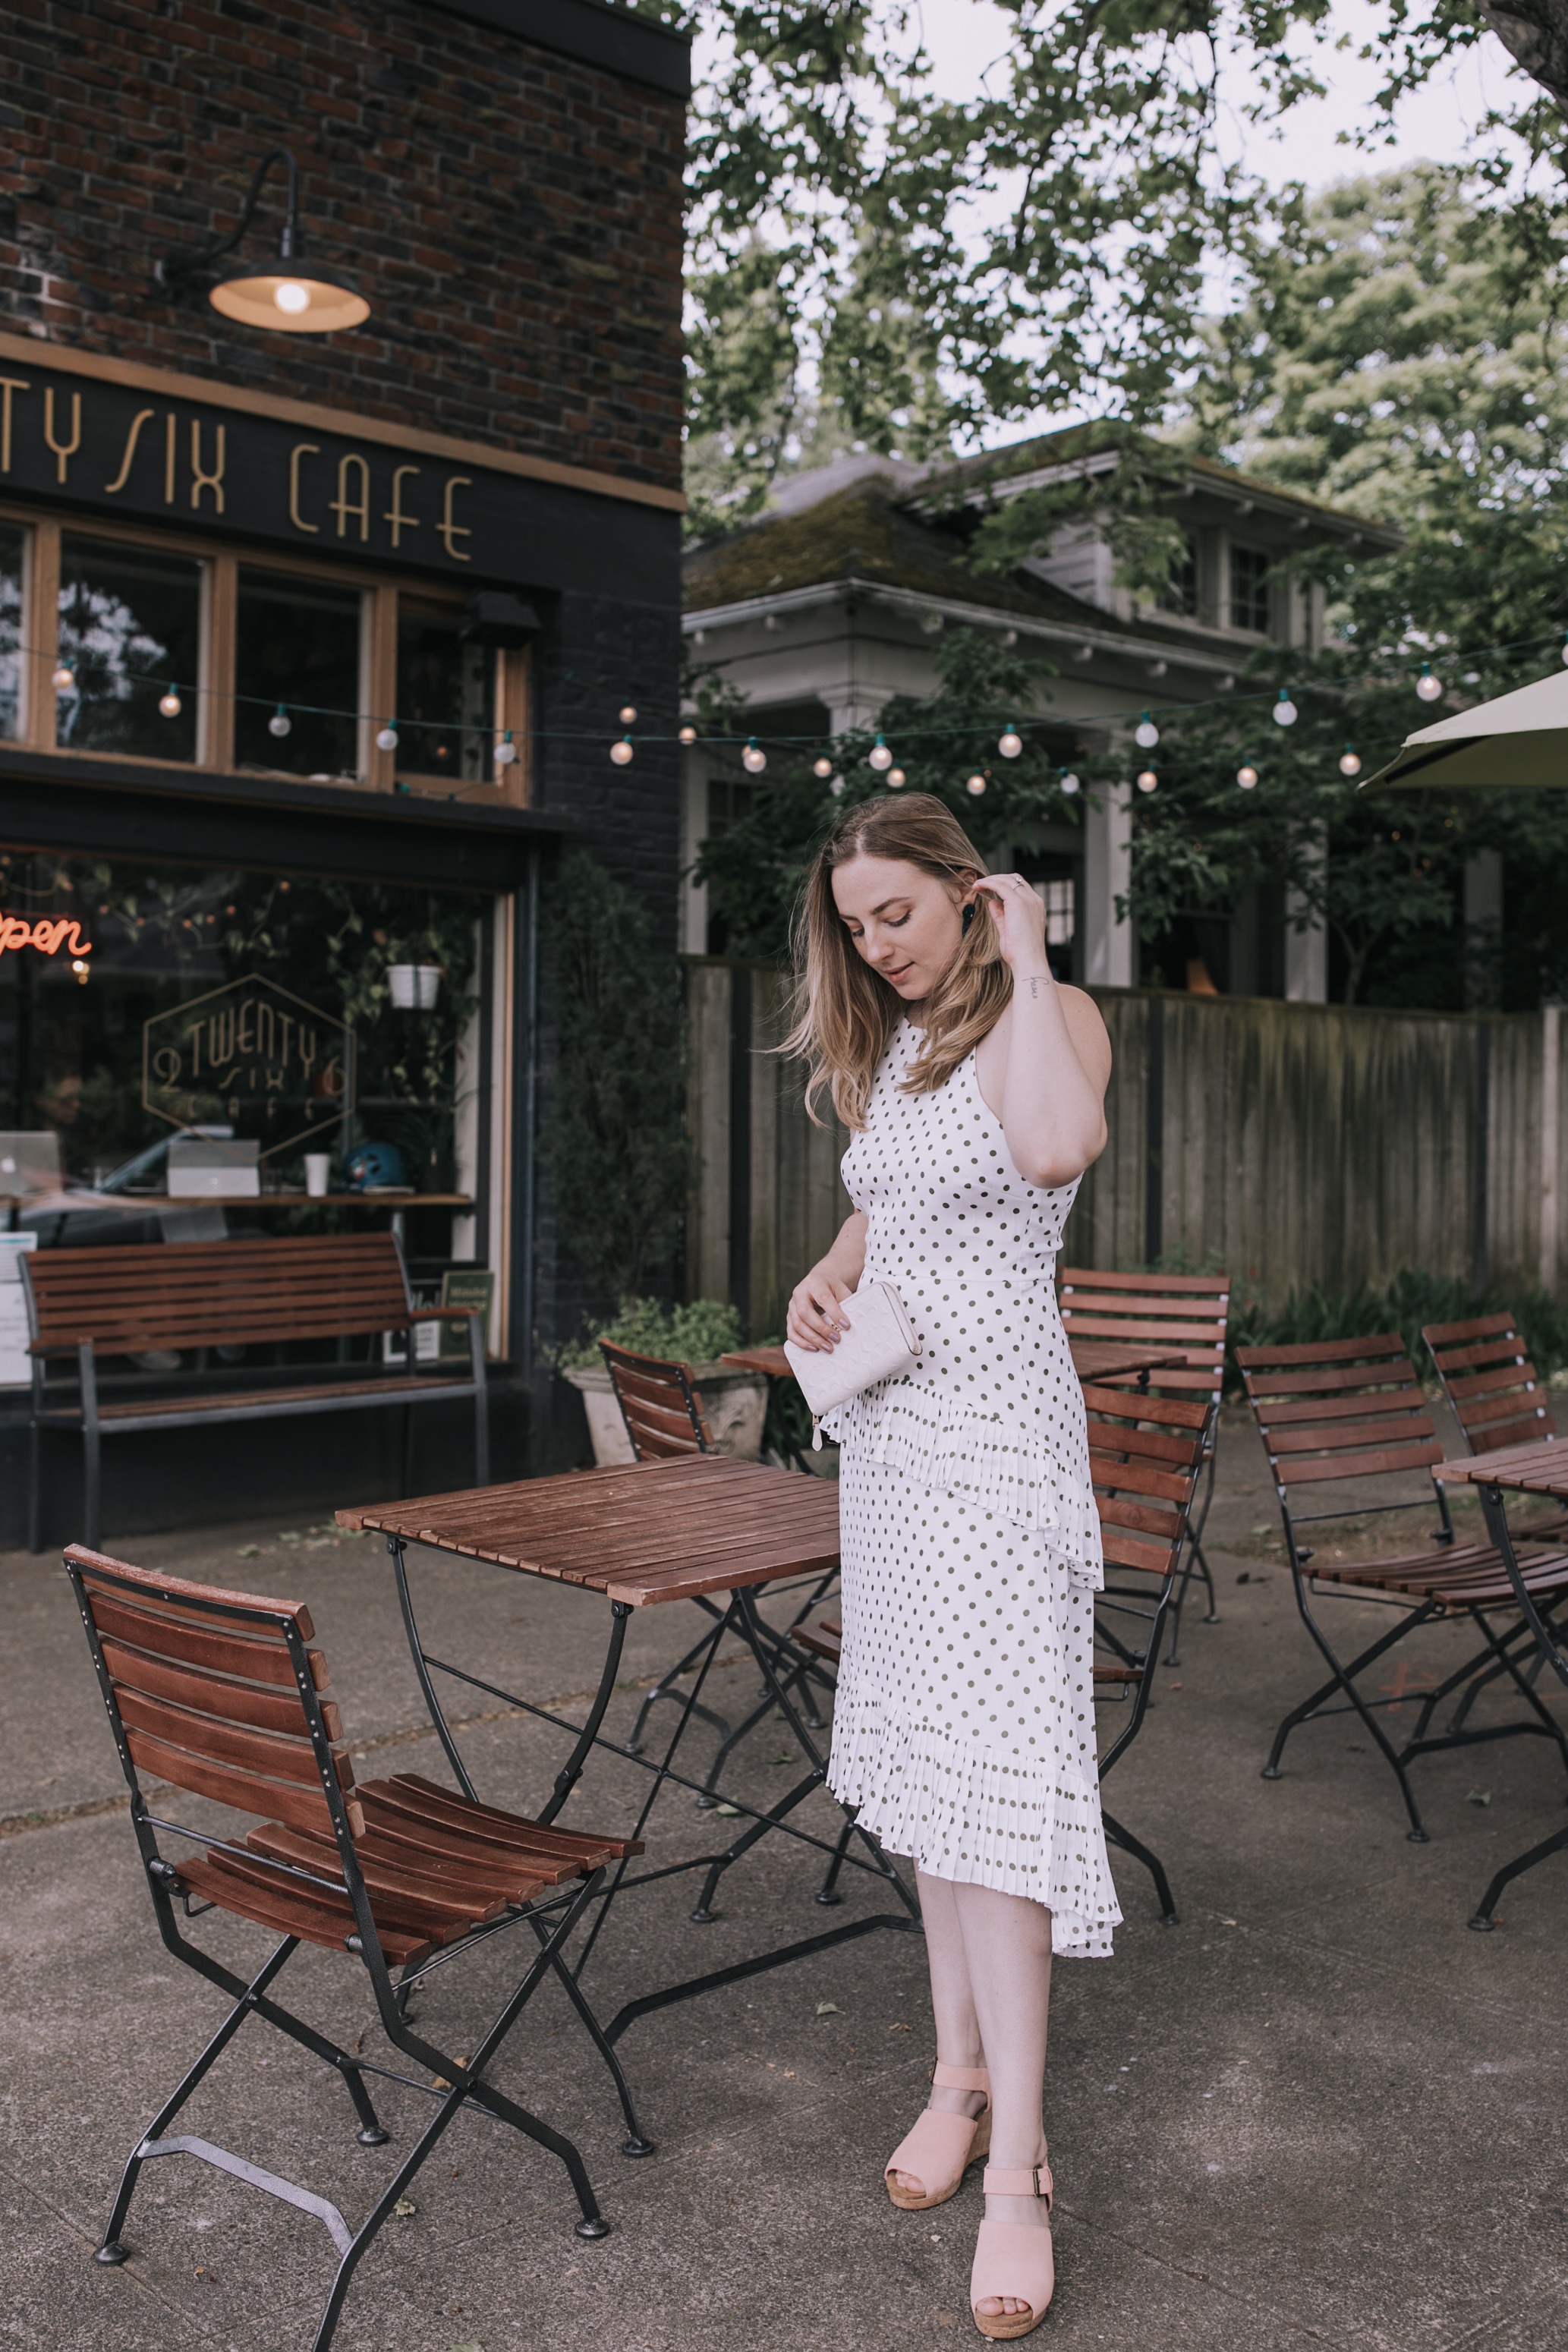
[{"x1": 0, "y1": 0, "x2": 686, "y2": 490}]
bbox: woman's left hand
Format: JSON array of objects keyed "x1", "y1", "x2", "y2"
[{"x1": 968, "y1": 874, "x2": 1050, "y2": 976}]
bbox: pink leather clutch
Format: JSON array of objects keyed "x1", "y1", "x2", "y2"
[{"x1": 784, "y1": 1280, "x2": 921, "y2": 1445}]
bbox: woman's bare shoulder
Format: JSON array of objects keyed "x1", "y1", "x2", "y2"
[{"x1": 1054, "y1": 984, "x2": 1112, "y2": 1080}]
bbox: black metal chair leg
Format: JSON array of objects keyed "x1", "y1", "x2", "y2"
[
  {"x1": 815, "y1": 1818, "x2": 855, "y2": 1906},
  {"x1": 1101, "y1": 1807, "x2": 1179, "y2": 1925},
  {"x1": 531, "y1": 1927, "x2": 656, "y2": 2158},
  {"x1": 1469, "y1": 1820, "x2": 1568, "y2": 1931},
  {"x1": 27, "y1": 1414, "x2": 42, "y2": 1554}
]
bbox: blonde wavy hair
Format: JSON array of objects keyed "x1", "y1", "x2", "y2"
[{"x1": 785, "y1": 793, "x2": 1011, "y2": 1129}]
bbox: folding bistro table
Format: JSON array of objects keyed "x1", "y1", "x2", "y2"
[
  {"x1": 335, "y1": 1457, "x2": 920, "y2": 2081},
  {"x1": 1432, "y1": 1437, "x2": 1568, "y2": 1928}
]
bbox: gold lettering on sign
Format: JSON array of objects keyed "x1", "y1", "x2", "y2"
[
  {"x1": 439, "y1": 474, "x2": 472, "y2": 562},
  {"x1": 165, "y1": 413, "x2": 178, "y2": 504},
  {"x1": 43, "y1": 387, "x2": 81, "y2": 484},
  {"x1": 104, "y1": 408, "x2": 156, "y2": 495},
  {"x1": 190, "y1": 420, "x2": 225, "y2": 512},
  {"x1": 0, "y1": 378, "x2": 29, "y2": 472},
  {"x1": 331, "y1": 452, "x2": 370, "y2": 541},
  {"x1": 383, "y1": 463, "x2": 420, "y2": 547},
  {"x1": 288, "y1": 442, "x2": 321, "y2": 534}
]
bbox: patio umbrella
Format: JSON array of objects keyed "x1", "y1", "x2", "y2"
[{"x1": 1360, "y1": 665, "x2": 1568, "y2": 791}]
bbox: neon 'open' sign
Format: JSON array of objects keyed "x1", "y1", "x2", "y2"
[{"x1": 0, "y1": 915, "x2": 93, "y2": 962}]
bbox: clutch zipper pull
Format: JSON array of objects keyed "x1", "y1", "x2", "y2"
[{"x1": 812, "y1": 1415, "x2": 823, "y2": 1452}]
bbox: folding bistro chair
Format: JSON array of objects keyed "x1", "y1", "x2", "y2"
[
  {"x1": 1239, "y1": 1337, "x2": 1568, "y2": 1841},
  {"x1": 68, "y1": 1545, "x2": 647, "y2": 2352},
  {"x1": 603, "y1": 1342, "x2": 836, "y2": 1777},
  {"x1": 1085, "y1": 1381, "x2": 1214, "y2": 1924},
  {"x1": 1057, "y1": 1267, "x2": 1231, "y2": 1663}
]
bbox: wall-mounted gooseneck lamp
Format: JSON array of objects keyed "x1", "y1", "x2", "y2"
[{"x1": 159, "y1": 148, "x2": 370, "y2": 333}]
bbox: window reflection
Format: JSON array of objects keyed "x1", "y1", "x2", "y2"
[
  {"x1": 395, "y1": 605, "x2": 495, "y2": 781},
  {"x1": 56, "y1": 537, "x2": 201, "y2": 761},
  {"x1": 0, "y1": 525, "x2": 21, "y2": 740},
  {"x1": 235, "y1": 568, "x2": 363, "y2": 780}
]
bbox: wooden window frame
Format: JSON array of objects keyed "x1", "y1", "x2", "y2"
[{"x1": 0, "y1": 498, "x2": 530, "y2": 805}]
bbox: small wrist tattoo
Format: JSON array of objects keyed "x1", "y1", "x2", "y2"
[{"x1": 1022, "y1": 972, "x2": 1055, "y2": 998}]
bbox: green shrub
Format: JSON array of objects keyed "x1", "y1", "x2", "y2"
[
  {"x1": 551, "y1": 1295, "x2": 745, "y2": 1374},
  {"x1": 1223, "y1": 1270, "x2": 1568, "y2": 1393}
]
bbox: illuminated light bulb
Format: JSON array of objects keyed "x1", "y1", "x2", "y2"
[
  {"x1": 1236, "y1": 760, "x2": 1259, "y2": 789},
  {"x1": 52, "y1": 663, "x2": 75, "y2": 691},
  {"x1": 619, "y1": 704, "x2": 638, "y2": 724},
  {"x1": 376, "y1": 726, "x2": 399, "y2": 751},
  {"x1": 887, "y1": 767, "x2": 906, "y2": 788},
  {"x1": 965, "y1": 772, "x2": 987, "y2": 796},
  {"x1": 1338, "y1": 745, "x2": 1362, "y2": 779},
  {"x1": 72, "y1": 958, "x2": 90, "y2": 984},
  {"x1": 268, "y1": 704, "x2": 292, "y2": 738},
  {"x1": 158, "y1": 688, "x2": 182, "y2": 717},
  {"x1": 741, "y1": 738, "x2": 767, "y2": 773},
  {"x1": 1415, "y1": 663, "x2": 1443, "y2": 703},
  {"x1": 813, "y1": 756, "x2": 833, "y2": 779},
  {"x1": 1272, "y1": 690, "x2": 1298, "y2": 726},
  {"x1": 1136, "y1": 767, "x2": 1159, "y2": 794},
  {"x1": 273, "y1": 280, "x2": 310, "y2": 315},
  {"x1": 998, "y1": 726, "x2": 1022, "y2": 759},
  {"x1": 609, "y1": 735, "x2": 634, "y2": 766},
  {"x1": 679, "y1": 724, "x2": 697, "y2": 745},
  {"x1": 1560, "y1": 634, "x2": 1568, "y2": 668},
  {"x1": 493, "y1": 731, "x2": 518, "y2": 766},
  {"x1": 1135, "y1": 712, "x2": 1160, "y2": 750},
  {"x1": 867, "y1": 734, "x2": 893, "y2": 771},
  {"x1": 1059, "y1": 771, "x2": 1081, "y2": 795}
]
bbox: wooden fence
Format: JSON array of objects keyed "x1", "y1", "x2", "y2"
[{"x1": 683, "y1": 956, "x2": 1567, "y2": 1333}]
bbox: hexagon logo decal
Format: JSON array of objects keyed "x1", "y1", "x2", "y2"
[{"x1": 143, "y1": 974, "x2": 355, "y2": 1159}]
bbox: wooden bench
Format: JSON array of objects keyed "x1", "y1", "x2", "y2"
[{"x1": 23, "y1": 1233, "x2": 489, "y2": 1552}]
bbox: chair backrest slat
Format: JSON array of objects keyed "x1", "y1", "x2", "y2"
[
  {"x1": 1085, "y1": 1388, "x2": 1210, "y2": 1582},
  {"x1": 1422, "y1": 1309, "x2": 1557, "y2": 1456},
  {"x1": 600, "y1": 1341, "x2": 713, "y2": 1459},
  {"x1": 1059, "y1": 1265, "x2": 1230, "y2": 1396},
  {"x1": 1238, "y1": 1335, "x2": 1445, "y2": 1511},
  {"x1": 26, "y1": 1235, "x2": 413, "y2": 1357}
]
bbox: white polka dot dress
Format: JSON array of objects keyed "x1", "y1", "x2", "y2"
[{"x1": 822, "y1": 1019, "x2": 1119, "y2": 1958}]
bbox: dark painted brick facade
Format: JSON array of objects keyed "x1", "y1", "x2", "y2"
[{"x1": 0, "y1": 0, "x2": 685, "y2": 490}]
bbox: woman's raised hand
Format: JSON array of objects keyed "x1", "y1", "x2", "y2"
[
  {"x1": 970, "y1": 874, "x2": 1050, "y2": 977},
  {"x1": 787, "y1": 1261, "x2": 855, "y2": 1352}
]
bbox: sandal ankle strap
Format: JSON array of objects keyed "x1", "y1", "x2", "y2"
[
  {"x1": 931, "y1": 2061, "x2": 990, "y2": 2092},
  {"x1": 983, "y1": 2163, "x2": 1053, "y2": 2201}
]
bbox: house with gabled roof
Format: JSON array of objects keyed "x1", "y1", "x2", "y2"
[{"x1": 681, "y1": 435, "x2": 1400, "y2": 997}]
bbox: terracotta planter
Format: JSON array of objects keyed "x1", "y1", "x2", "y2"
[{"x1": 562, "y1": 1362, "x2": 768, "y2": 1466}]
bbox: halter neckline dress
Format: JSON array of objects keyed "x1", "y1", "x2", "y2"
[{"x1": 822, "y1": 1017, "x2": 1119, "y2": 1958}]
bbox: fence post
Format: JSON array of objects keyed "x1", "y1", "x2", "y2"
[
  {"x1": 1144, "y1": 994, "x2": 1164, "y2": 1267},
  {"x1": 728, "y1": 965, "x2": 753, "y2": 1323},
  {"x1": 1542, "y1": 1004, "x2": 1560, "y2": 1296},
  {"x1": 1472, "y1": 1019, "x2": 1491, "y2": 1295}
]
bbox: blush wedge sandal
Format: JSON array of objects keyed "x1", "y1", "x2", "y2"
[
  {"x1": 969, "y1": 2160, "x2": 1054, "y2": 2340},
  {"x1": 884, "y1": 2062, "x2": 992, "y2": 2210}
]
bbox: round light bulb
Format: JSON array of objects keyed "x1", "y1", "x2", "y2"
[
  {"x1": 887, "y1": 767, "x2": 906, "y2": 789},
  {"x1": 1560, "y1": 636, "x2": 1568, "y2": 668},
  {"x1": 268, "y1": 705, "x2": 292, "y2": 738},
  {"x1": 609, "y1": 736, "x2": 634, "y2": 766},
  {"x1": 619, "y1": 704, "x2": 638, "y2": 725},
  {"x1": 679, "y1": 725, "x2": 697, "y2": 746},
  {"x1": 52, "y1": 663, "x2": 75, "y2": 691},
  {"x1": 830, "y1": 773, "x2": 845, "y2": 797},
  {"x1": 71, "y1": 958, "x2": 90, "y2": 984},
  {"x1": 1236, "y1": 761, "x2": 1259, "y2": 789},
  {"x1": 965, "y1": 772, "x2": 987, "y2": 796},
  {"x1": 1415, "y1": 665, "x2": 1443, "y2": 703},
  {"x1": 1339, "y1": 745, "x2": 1362, "y2": 779},
  {"x1": 1060, "y1": 771, "x2": 1081, "y2": 796},
  {"x1": 273, "y1": 280, "x2": 311, "y2": 315},
  {"x1": 867, "y1": 735, "x2": 893, "y2": 771},
  {"x1": 1136, "y1": 767, "x2": 1159, "y2": 794},
  {"x1": 158, "y1": 689, "x2": 182, "y2": 718},
  {"x1": 1273, "y1": 691, "x2": 1298, "y2": 726},
  {"x1": 376, "y1": 726, "x2": 399, "y2": 751},
  {"x1": 813, "y1": 756, "x2": 833, "y2": 779},
  {"x1": 741, "y1": 738, "x2": 767, "y2": 773},
  {"x1": 998, "y1": 727, "x2": 1022, "y2": 759},
  {"x1": 1135, "y1": 714, "x2": 1160, "y2": 750},
  {"x1": 494, "y1": 733, "x2": 517, "y2": 766}
]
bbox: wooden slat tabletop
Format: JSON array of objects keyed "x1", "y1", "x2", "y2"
[
  {"x1": 337, "y1": 1456, "x2": 842, "y2": 1607},
  {"x1": 723, "y1": 1340, "x2": 1190, "y2": 1384},
  {"x1": 1436, "y1": 1437, "x2": 1568, "y2": 1494}
]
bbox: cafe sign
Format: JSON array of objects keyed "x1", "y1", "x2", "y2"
[{"x1": 143, "y1": 975, "x2": 354, "y2": 1158}]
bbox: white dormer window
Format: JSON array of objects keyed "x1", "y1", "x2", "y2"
[{"x1": 1230, "y1": 546, "x2": 1272, "y2": 634}]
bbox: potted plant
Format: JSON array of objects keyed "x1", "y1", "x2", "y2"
[{"x1": 556, "y1": 1298, "x2": 767, "y2": 1465}]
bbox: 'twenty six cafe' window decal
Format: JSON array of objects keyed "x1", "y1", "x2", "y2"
[{"x1": 143, "y1": 974, "x2": 354, "y2": 1158}]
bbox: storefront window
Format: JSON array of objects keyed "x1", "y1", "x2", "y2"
[
  {"x1": 1, "y1": 852, "x2": 483, "y2": 1216},
  {"x1": 235, "y1": 568, "x2": 364, "y2": 781},
  {"x1": 395, "y1": 605, "x2": 496, "y2": 782},
  {"x1": 56, "y1": 537, "x2": 201, "y2": 762},
  {"x1": 0, "y1": 524, "x2": 21, "y2": 741}
]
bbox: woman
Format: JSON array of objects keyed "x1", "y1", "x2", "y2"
[{"x1": 785, "y1": 793, "x2": 1115, "y2": 2340}]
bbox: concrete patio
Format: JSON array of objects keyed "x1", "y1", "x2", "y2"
[{"x1": 5, "y1": 1401, "x2": 1568, "y2": 2352}]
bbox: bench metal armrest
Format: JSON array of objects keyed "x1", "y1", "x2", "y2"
[{"x1": 407, "y1": 1305, "x2": 482, "y2": 1324}]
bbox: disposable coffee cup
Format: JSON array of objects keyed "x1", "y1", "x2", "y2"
[{"x1": 305, "y1": 1154, "x2": 331, "y2": 1198}]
